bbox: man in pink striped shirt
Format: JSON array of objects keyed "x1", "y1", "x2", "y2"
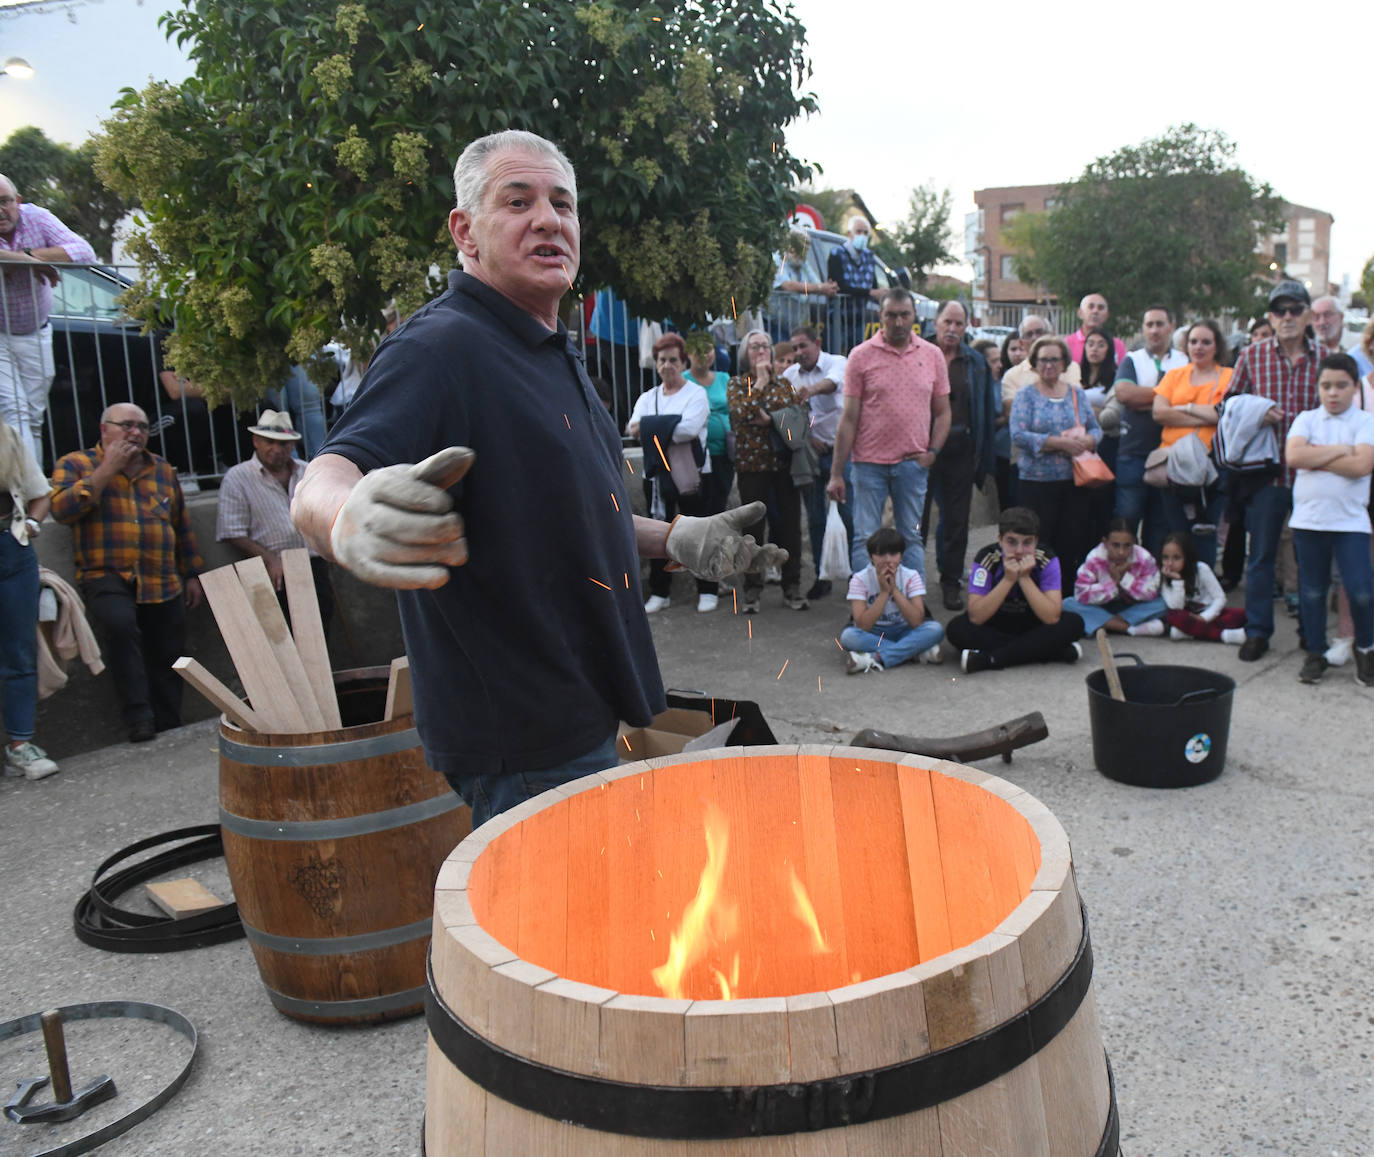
[
  {"x1": 0, "y1": 173, "x2": 96, "y2": 463},
  {"x1": 827, "y1": 288, "x2": 951, "y2": 575}
]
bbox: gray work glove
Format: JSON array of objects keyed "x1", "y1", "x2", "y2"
[
  {"x1": 330, "y1": 447, "x2": 474, "y2": 589},
  {"x1": 664, "y1": 501, "x2": 788, "y2": 581}
]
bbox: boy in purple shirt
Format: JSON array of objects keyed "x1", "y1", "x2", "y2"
[{"x1": 946, "y1": 506, "x2": 1085, "y2": 672}]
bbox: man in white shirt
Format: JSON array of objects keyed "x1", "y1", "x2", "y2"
[
  {"x1": 783, "y1": 325, "x2": 848, "y2": 598},
  {"x1": 1113, "y1": 304, "x2": 1188, "y2": 556}
]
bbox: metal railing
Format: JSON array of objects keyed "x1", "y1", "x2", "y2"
[{"x1": 977, "y1": 302, "x2": 1076, "y2": 334}]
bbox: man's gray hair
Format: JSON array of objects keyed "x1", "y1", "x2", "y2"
[
  {"x1": 1019, "y1": 314, "x2": 1049, "y2": 338},
  {"x1": 1311, "y1": 295, "x2": 1343, "y2": 317},
  {"x1": 846, "y1": 214, "x2": 869, "y2": 234},
  {"x1": 452, "y1": 130, "x2": 577, "y2": 215}
]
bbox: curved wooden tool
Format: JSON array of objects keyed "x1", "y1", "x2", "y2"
[{"x1": 850, "y1": 711, "x2": 1049, "y2": 764}]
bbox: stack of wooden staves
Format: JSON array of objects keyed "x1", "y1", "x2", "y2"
[{"x1": 174, "y1": 548, "x2": 343, "y2": 734}]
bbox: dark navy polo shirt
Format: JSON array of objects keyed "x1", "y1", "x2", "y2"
[{"x1": 321, "y1": 271, "x2": 664, "y2": 781}]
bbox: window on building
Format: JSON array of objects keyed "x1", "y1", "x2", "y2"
[
  {"x1": 1000, "y1": 255, "x2": 1018, "y2": 280},
  {"x1": 1001, "y1": 204, "x2": 1023, "y2": 224},
  {"x1": 1043, "y1": 198, "x2": 1058, "y2": 212},
  {"x1": 1298, "y1": 217, "x2": 1315, "y2": 233},
  {"x1": 1273, "y1": 242, "x2": 1288, "y2": 266}
]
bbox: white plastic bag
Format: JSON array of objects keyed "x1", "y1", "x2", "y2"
[{"x1": 819, "y1": 500, "x2": 851, "y2": 582}]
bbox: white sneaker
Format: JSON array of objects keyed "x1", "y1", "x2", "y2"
[
  {"x1": 918, "y1": 644, "x2": 945, "y2": 664},
  {"x1": 1170, "y1": 627, "x2": 1189, "y2": 640},
  {"x1": 845, "y1": 650, "x2": 881, "y2": 675},
  {"x1": 1220, "y1": 627, "x2": 1246, "y2": 645},
  {"x1": 5, "y1": 742, "x2": 58, "y2": 781},
  {"x1": 1127, "y1": 620, "x2": 1165, "y2": 637},
  {"x1": 696, "y1": 593, "x2": 718, "y2": 614},
  {"x1": 1325, "y1": 636, "x2": 1354, "y2": 666},
  {"x1": 644, "y1": 595, "x2": 670, "y2": 614}
]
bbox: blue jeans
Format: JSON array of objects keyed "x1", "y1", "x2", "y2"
[
  {"x1": 1240, "y1": 484, "x2": 1292, "y2": 640},
  {"x1": 0, "y1": 533, "x2": 39, "y2": 743},
  {"x1": 1161, "y1": 486, "x2": 1226, "y2": 569},
  {"x1": 850, "y1": 459, "x2": 929, "y2": 576},
  {"x1": 1293, "y1": 529, "x2": 1374, "y2": 653},
  {"x1": 808, "y1": 451, "x2": 852, "y2": 577},
  {"x1": 451, "y1": 733, "x2": 619, "y2": 830},
  {"x1": 1114, "y1": 454, "x2": 1167, "y2": 557},
  {"x1": 1062, "y1": 596, "x2": 1167, "y2": 636},
  {"x1": 840, "y1": 620, "x2": 944, "y2": 667}
]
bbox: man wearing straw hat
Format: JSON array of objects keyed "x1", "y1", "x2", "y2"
[
  {"x1": 293, "y1": 130, "x2": 782, "y2": 826},
  {"x1": 217, "y1": 409, "x2": 332, "y2": 632}
]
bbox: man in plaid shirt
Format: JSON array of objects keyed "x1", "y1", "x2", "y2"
[
  {"x1": 1225, "y1": 280, "x2": 1323, "y2": 661},
  {"x1": 50, "y1": 403, "x2": 204, "y2": 742},
  {"x1": 0, "y1": 174, "x2": 95, "y2": 464}
]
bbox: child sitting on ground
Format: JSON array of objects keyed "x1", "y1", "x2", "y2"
[
  {"x1": 1159, "y1": 532, "x2": 1246, "y2": 644},
  {"x1": 1063, "y1": 517, "x2": 1167, "y2": 637},
  {"x1": 1284, "y1": 352, "x2": 1374, "y2": 686},
  {"x1": 840, "y1": 527, "x2": 945, "y2": 673},
  {"x1": 946, "y1": 506, "x2": 1084, "y2": 672}
]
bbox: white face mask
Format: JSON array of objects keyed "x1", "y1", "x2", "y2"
[{"x1": 851, "y1": 233, "x2": 869, "y2": 251}]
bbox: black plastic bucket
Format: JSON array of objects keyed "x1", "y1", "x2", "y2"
[{"x1": 1085, "y1": 656, "x2": 1236, "y2": 788}]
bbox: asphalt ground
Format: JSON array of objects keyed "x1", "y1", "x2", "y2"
[{"x1": 2, "y1": 522, "x2": 1371, "y2": 1156}]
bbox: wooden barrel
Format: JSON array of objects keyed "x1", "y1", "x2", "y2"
[
  {"x1": 425, "y1": 746, "x2": 1119, "y2": 1154},
  {"x1": 220, "y1": 668, "x2": 470, "y2": 1025}
]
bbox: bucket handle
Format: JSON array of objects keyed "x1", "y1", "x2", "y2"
[
  {"x1": 1173, "y1": 688, "x2": 1222, "y2": 707},
  {"x1": 1112, "y1": 653, "x2": 1146, "y2": 668}
]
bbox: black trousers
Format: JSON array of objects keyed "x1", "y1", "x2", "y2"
[
  {"x1": 922, "y1": 430, "x2": 977, "y2": 584},
  {"x1": 643, "y1": 480, "x2": 717, "y2": 598},
  {"x1": 737, "y1": 469, "x2": 802, "y2": 594},
  {"x1": 81, "y1": 576, "x2": 187, "y2": 730},
  {"x1": 1016, "y1": 477, "x2": 1090, "y2": 595},
  {"x1": 946, "y1": 609, "x2": 1085, "y2": 668}
]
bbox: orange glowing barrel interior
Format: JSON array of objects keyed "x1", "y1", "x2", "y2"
[{"x1": 467, "y1": 755, "x2": 1042, "y2": 1002}]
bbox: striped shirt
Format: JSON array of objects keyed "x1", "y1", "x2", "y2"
[
  {"x1": 0, "y1": 203, "x2": 96, "y2": 335},
  {"x1": 216, "y1": 454, "x2": 311, "y2": 555},
  {"x1": 1226, "y1": 334, "x2": 1323, "y2": 487},
  {"x1": 49, "y1": 446, "x2": 204, "y2": 603}
]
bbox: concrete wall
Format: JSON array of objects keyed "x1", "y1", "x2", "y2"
[{"x1": 30, "y1": 492, "x2": 406, "y2": 758}]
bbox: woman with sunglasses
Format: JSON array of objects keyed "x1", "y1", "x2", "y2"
[{"x1": 1009, "y1": 336, "x2": 1101, "y2": 591}]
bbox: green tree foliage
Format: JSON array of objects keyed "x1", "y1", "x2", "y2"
[
  {"x1": 1004, "y1": 125, "x2": 1285, "y2": 323},
  {"x1": 887, "y1": 183, "x2": 957, "y2": 288},
  {"x1": 94, "y1": 0, "x2": 816, "y2": 408},
  {"x1": 1360, "y1": 255, "x2": 1374, "y2": 311},
  {"x1": 0, "y1": 126, "x2": 132, "y2": 261}
]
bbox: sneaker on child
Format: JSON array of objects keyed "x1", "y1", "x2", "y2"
[
  {"x1": 1325, "y1": 636, "x2": 1354, "y2": 666},
  {"x1": 1298, "y1": 653, "x2": 1329, "y2": 684},
  {"x1": 1127, "y1": 620, "x2": 1164, "y2": 637},
  {"x1": 918, "y1": 645, "x2": 944, "y2": 664},
  {"x1": 845, "y1": 651, "x2": 882, "y2": 675},
  {"x1": 4, "y1": 742, "x2": 58, "y2": 781}
]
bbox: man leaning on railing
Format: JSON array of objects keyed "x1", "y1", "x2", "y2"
[{"x1": 0, "y1": 173, "x2": 96, "y2": 463}]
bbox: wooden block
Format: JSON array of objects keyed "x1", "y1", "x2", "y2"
[
  {"x1": 198, "y1": 564, "x2": 306, "y2": 733},
  {"x1": 145, "y1": 877, "x2": 225, "y2": 918},
  {"x1": 384, "y1": 655, "x2": 412, "y2": 720},
  {"x1": 784, "y1": 990, "x2": 842, "y2": 1082},
  {"x1": 982, "y1": 930, "x2": 1051, "y2": 1155},
  {"x1": 234, "y1": 557, "x2": 326, "y2": 731},
  {"x1": 684, "y1": 997, "x2": 789, "y2": 1086},
  {"x1": 830, "y1": 970, "x2": 929, "y2": 1073},
  {"x1": 597, "y1": 993, "x2": 689, "y2": 1084},
  {"x1": 528, "y1": 977, "x2": 615, "y2": 1072},
  {"x1": 280, "y1": 548, "x2": 342, "y2": 729},
  {"x1": 1096, "y1": 628, "x2": 1126, "y2": 700},
  {"x1": 172, "y1": 656, "x2": 265, "y2": 732}
]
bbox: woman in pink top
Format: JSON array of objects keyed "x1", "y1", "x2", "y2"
[{"x1": 1151, "y1": 319, "x2": 1232, "y2": 567}]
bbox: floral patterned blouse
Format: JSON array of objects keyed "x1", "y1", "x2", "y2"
[{"x1": 727, "y1": 372, "x2": 798, "y2": 473}]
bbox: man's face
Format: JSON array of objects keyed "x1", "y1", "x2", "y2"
[
  {"x1": 789, "y1": 332, "x2": 819, "y2": 371},
  {"x1": 1268, "y1": 299, "x2": 1310, "y2": 344},
  {"x1": 1311, "y1": 299, "x2": 1343, "y2": 345},
  {"x1": 1141, "y1": 310, "x2": 1172, "y2": 353},
  {"x1": 253, "y1": 435, "x2": 295, "y2": 470},
  {"x1": 848, "y1": 220, "x2": 871, "y2": 245},
  {"x1": 0, "y1": 181, "x2": 19, "y2": 240},
  {"x1": 880, "y1": 299, "x2": 916, "y2": 346},
  {"x1": 935, "y1": 305, "x2": 967, "y2": 351},
  {"x1": 1079, "y1": 294, "x2": 1109, "y2": 331},
  {"x1": 1317, "y1": 368, "x2": 1357, "y2": 415},
  {"x1": 447, "y1": 149, "x2": 580, "y2": 319},
  {"x1": 99, "y1": 405, "x2": 149, "y2": 454},
  {"x1": 1019, "y1": 320, "x2": 1049, "y2": 346}
]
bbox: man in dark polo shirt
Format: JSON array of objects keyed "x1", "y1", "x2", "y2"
[
  {"x1": 921, "y1": 301, "x2": 997, "y2": 610},
  {"x1": 293, "y1": 130, "x2": 780, "y2": 826}
]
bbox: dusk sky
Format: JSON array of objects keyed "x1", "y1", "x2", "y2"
[{"x1": 2, "y1": 0, "x2": 1368, "y2": 293}]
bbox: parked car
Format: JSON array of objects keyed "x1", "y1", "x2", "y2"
[{"x1": 43, "y1": 264, "x2": 252, "y2": 480}]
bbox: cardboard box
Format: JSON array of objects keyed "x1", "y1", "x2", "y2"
[{"x1": 617, "y1": 709, "x2": 740, "y2": 762}]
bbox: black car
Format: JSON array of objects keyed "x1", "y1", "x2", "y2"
[{"x1": 44, "y1": 265, "x2": 252, "y2": 479}]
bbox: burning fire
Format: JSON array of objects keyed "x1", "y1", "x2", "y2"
[{"x1": 652, "y1": 806, "x2": 835, "y2": 1000}]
